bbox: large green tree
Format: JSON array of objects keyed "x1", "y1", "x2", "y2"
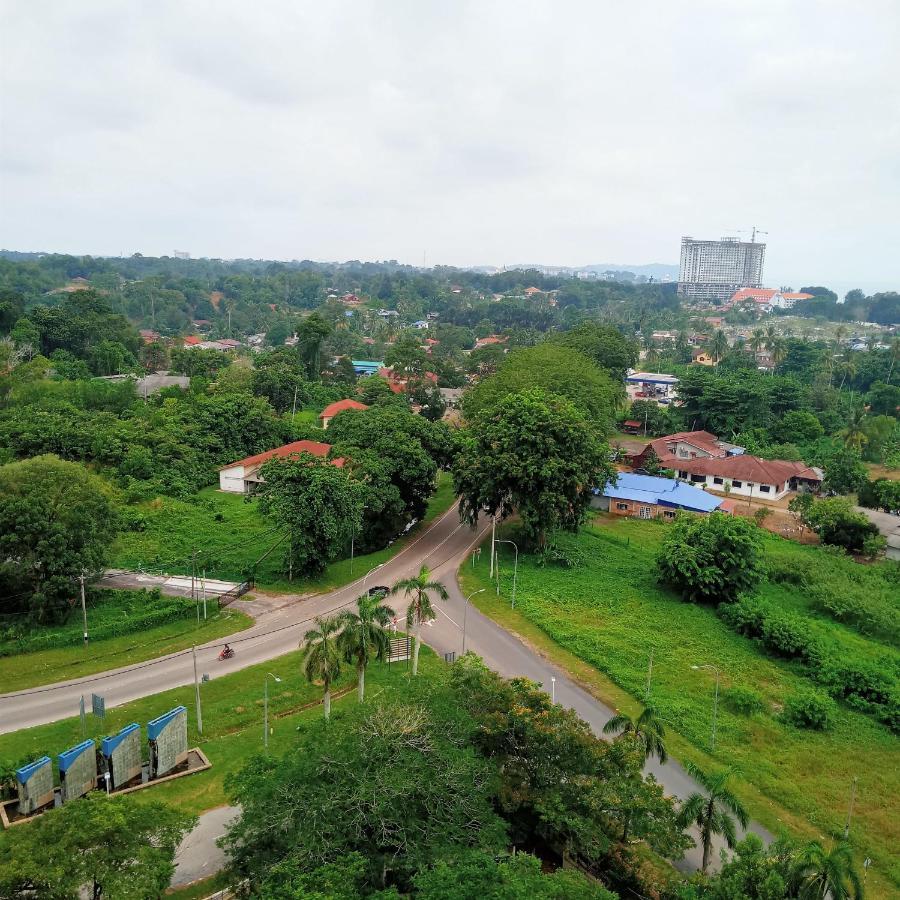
[
  {"x1": 257, "y1": 454, "x2": 364, "y2": 577},
  {"x1": 553, "y1": 323, "x2": 639, "y2": 381},
  {"x1": 656, "y1": 512, "x2": 764, "y2": 604},
  {"x1": 455, "y1": 388, "x2": 613, "y2": 548},
  {"x1": 0, "y1": 793, "x2": 194, "y2": 899},
  {"x1": 462, "y1": 345, "x2": 619, "y2": 432},
  {"x1": 0, "y1": 455, "x2": 120, "y2": 621}
]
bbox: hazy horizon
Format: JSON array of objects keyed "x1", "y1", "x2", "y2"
[{"x1": 2, "y1": 2, "x2": 898, "y2": 291}]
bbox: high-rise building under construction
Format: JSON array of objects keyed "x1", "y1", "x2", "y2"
[{"x1": 677, "y1": 236, "x2": 766, "y2": 303}]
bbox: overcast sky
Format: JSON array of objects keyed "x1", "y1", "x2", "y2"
[{"x1": 2, "y1": 1, "x2": 898, "y2": 291}]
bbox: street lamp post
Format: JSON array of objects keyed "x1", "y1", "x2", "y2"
[
  {"x1": 363, "y1": 563, "x2": 384, "y2": 592},
  {"x1": 551, "y1": 676, "x2": 556, "y2": 704},
  {"x1": 264, "y1": 673, "x2": 282, "y2": 750},
  {"x1": 461, "y1": 588, "x2": 486, "y2": 655},
  {"x1": 495, "y1": 539, "x2": 519, "y2": 608},
  {"x1": 691, "y1": 664, "x2": 721, "y2": 751}
]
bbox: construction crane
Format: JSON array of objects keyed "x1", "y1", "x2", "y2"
[{"x1": 727, "y1": 227, "x2": 768, "y2": 244}]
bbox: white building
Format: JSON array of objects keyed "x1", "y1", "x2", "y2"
[
  {"x1": 677, "y1": 236, "x2": 766, "y2": 303},
  {"x1": 625, "y1": 372, "x2": 679, "y2": 406},
  {"x1": 218, "y1": 440, "x2": 341, "y2": 494}
]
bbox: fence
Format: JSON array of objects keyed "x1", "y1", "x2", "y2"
[{"x1": 217, "y1": 580, "x2": 254, "y2": 609}]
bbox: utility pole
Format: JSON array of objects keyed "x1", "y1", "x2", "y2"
[
  {"x1": 645, "y1": 648, "x2": 654, "y2": 700},
  {"x1": 844, "y1": 776, "x2": 858, "y2": 839},
  {"x1": 291, "y1": 384, "x2": 299, "y2": 423},
  {"x1": 489, "y1": 515, "x2": 496, "y2": 578},
  {"x1": 202, "y1": 569, "x2": 207, "y2": 620},
  {"x1": 80, "y1": 573, "x2": 88, "y2": 645},
  {"x1": 192, "y1": 645, "x2": 203, "y2": 736}
]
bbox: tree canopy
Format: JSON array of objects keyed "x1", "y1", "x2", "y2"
[{"x1": 454, "y1": 388, "x2": 614, "y2": 548}]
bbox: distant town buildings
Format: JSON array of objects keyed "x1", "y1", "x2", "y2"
[
  {"x1": 173, "y1": 250, "x2": 191, "y2": 260},
  {"x1": 725, "y1": 287, "x2": 813, "y2": 312},
  {"x1": 677, "y1": 236, "x2": 766, "y2": 303}
]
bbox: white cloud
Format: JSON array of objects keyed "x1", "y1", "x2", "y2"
[{"x1": 0, "y1": 0, "x2": 898, "y2": 288}]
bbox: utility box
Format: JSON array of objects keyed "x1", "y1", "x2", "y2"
[
  {"x1": 101, "y1": 723, "x2": 142, "y2": 790},
  {"x1": 147, "y1": 706, "x2": 188, "y2": 779},
  {"x1": 15, "y1": 756, "x2": 54, "y2": 816},
  {"x1": 58, "y1": 740, "x2": 97, "y2": 803}
]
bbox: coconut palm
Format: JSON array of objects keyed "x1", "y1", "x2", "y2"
[
  {"x1": 840, "y1": 404, "x2": 868, "y2": 452},
  {"x1": 887, "y1": 336, "x2": 900, "y2": 384},
  {"x1": 677, "y1": 763, "x2": 749, "y2": 873},
  {"x1": 749, "y1": 329, "x2": 765, "y2": 354},
  {"x1": 338, "y1": 592, "x2": 395, "y2": 702},
  {"x1": 602, "y1": 706, "x2": 668, "y2": 763},
  {"x1": 765, "y1": 324, "x2": 778, "y2": 348},
  {"x1": 790, "y1": 840, "x2": 863, "y2": 900},
  {"x1": 770, "y1": 337, "x2": 788, "y2": 373},
  {"x1": 390, "y1": 565, "x2": 448, "y2": 676},
  {"x1": 711, "y1": 330, "x2": 729, "y2": 364},
  {"x1": 300, "y1": 615, "x2": 343, "y2": 719}
]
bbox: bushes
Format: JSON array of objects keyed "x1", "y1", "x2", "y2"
[
  {"x1": 722, "y1": 685, "x2": 765, "y2": 716},
  {"x1": 718, "y1": 596, "x2": 898, "y2": 731},
  {"x1": 800, "y1": 496, "x2": 884, "y2": 555},
  {"x1": 0, "y1": 589, "x2": 195, "y2": 656},
  {"x1": 656, "y1": 512, "x2": 764, "y2": 604},
  {"x1": 781, "y1": 688, "x2": 835, "y2": 730}
]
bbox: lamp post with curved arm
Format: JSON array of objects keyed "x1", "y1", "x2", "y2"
[
  {"x1": 462, "y1": 588, "x2": 486, "y2": 655},
  {"x1": 495, "y1": 539, "x2": 519, "y2": 609},
  {"x1": 264, "y1": 672, "x2": 282, "y2": 750}
]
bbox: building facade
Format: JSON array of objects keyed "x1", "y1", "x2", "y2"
[{"x1": 677, "y1": 236, "x2": 766, "y2": 303}]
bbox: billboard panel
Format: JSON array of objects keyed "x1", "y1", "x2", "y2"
[
  {"x1": 101, "y1": 723, "x2": 142, "y2": 790},
  {"x1": 147, "y1": 706, "x2": 188, "y2": 779},
  {"x1": 15, "y1": 756, "x2": 54, "y2": 816},
  {"x1": 58, "y1": 739, "x2": 97, "y2": 802}
]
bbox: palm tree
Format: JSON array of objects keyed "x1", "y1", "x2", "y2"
[
  {"x1": 711, "y1": 330, "x2": 729, "y2": 365},
  {"x1": 390, "y1": 565, "x2": 448, "y2": 676},
  {"x1": 602, "y1": 706, "x2": 668, "y2": 763},
  {"x1": 749, "y1": 329, "x2": 765, "y2": 354},
  {"x1": 887, "y1": 336, "x2": 900, "y2": 384},
  {"x1": 840, "y1": 404, "x2": 868, "y2": 452},
  {"x1": 677, "y1": 763, "x2": 749, "y2": 873},
  {"x1": 300, "y1": 615, "x2": 343, "y2": 719},
  {"x1": 770, "y1": 337, "x2": 788, "y2": 373},
  {"x1": 764, "y1": 324, "x2": 778, "y2": 348},
  {"x1": 790, "y1": 840, "x2": 863, "y2": 900},
  {"x1": 338, "y1": 592, "x2": 395, "y2": 702}
]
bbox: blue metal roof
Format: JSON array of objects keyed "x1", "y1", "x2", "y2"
[
  {"x1": 16, "y1": 756, "x2": 51, "y2": 785},
  {"x1": 601, "y1": 472, "x2": 722, "y2": 513},
  {"x1": 101, "y1": 723, "x2": 140, "y2": 757},
  {"x1": 147, "y1": 706, "x2": 186, "y2": 741},
  {"x1": 58, "y1": 740, "x2": 94, "y2": 773}
]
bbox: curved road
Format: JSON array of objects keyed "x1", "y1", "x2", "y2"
[{"x1": 1, "y1": 503, "x2": 771, "y2": 876}]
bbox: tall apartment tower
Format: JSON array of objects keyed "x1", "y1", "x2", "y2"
[{"x1": 677, "y1": 236, "x2": 765, "y2": 303}]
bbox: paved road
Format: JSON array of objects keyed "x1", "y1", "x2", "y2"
[
  {"x1": 172, "y1": 805, "x2": 239, "y2": 887},
  {"x1": 4, "y1": 503, "x2": 771, "y2": 877},
  {"x1": 0, "y1": 504, "x2": 484, "y2": 733},
  {"x1": 856, "y1": 505, "x2": 900, "y2": 560}
]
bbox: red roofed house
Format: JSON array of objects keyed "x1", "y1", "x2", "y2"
[
  {"x1": 474, "y1": 335, "x2": 506, "y2": 350},
  {"x1": 631, "y1": 430, "x2": 821, "y2": 501},
  {"x1": 727, "y1": 288, "x2": 813, "y2": 312},
  {"x1": 218, "y1": 440, "x2": 344, "y2": 494},
  {"x1": 319, "y1": 399, "x2": 368, "y2": 429},
  {"x1": 183, "y1": 335, "x2": 202, "y2": 347}
]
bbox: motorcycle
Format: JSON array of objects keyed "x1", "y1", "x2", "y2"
[{"x1": 218, "y1": 646, "x2": 235, "y2": 661}]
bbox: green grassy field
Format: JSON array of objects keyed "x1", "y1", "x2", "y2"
[
  {"x1": 111, "y1": 472, "x2": 457, "y2": 591},
  {"x1": 0, "y1": 606, "x2": 253, "y2": 693},
  {"x1": 461, "y1": 517, "x2": 899, "y2": 895},
  {"x1": 0, "y1": 646, "x2": 434, "y2": 818}
]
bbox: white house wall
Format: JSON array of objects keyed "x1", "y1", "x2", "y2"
[
  {"x1": 677, "y1": 472, "x2": 790, "y2": 501},
  {"x1": 219, "y1": 466, "x2": 246, "y2": 493}
]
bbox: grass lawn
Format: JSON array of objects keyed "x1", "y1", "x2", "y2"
[
  {"x1": 0, "y1": 643, "x2": 435, "y2": 819},
  {"x1": 0, "y1": 606, "x2": 253, "y2": 693},
  {"x1": 460, "y1": 517, "x2": 899, "y2": 896},
  {"x1": 111, "y1": 472, "x2": 457, "y2": 592}
]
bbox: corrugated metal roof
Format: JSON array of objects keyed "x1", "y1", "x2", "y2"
[{"x1": 601, "y1": 472, "x2": 723, "y2": 513}]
